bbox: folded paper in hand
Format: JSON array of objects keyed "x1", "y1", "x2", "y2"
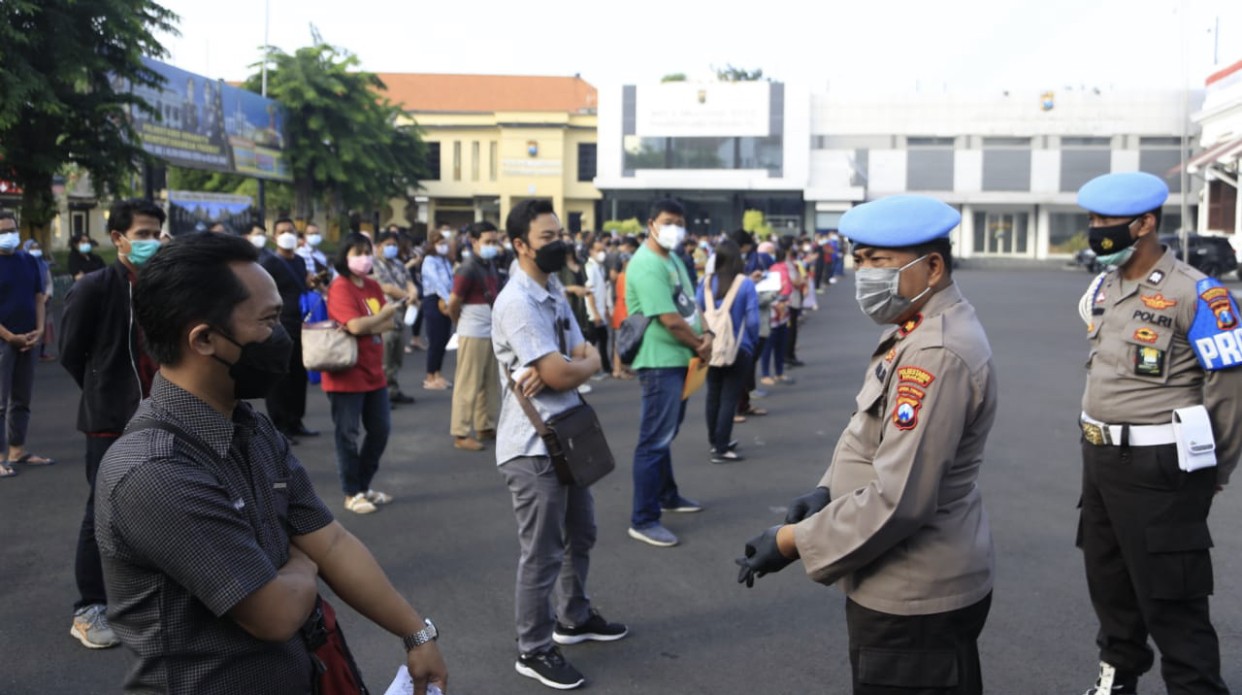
[{"x1": 383, "y1": 665, "x2": 447, "y2": 695}]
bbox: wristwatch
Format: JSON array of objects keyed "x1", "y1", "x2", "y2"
[{"x1": 402, "y1": 619, "x2": 438, "y2": 651}]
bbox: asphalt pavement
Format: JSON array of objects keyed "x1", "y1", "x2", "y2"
[{"x1": 1, "y1": 266, "x2": 1239, "y2": 695}]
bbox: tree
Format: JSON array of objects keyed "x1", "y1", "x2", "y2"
[
  {"x1": 715, "y1": 65, "x2": 766, "y2": 82},
  {"x1": 743, "y1": 210, "x2": 773, "y2": 240},
  {"x1": 660, "y1": 73, "x2": 687, "y2": 83},
  {"x1": 0, "y1": 0, "x2": 177, "y2": 244},
  {"x1": 244, "y1": 41, "x2": 426, "y2": 228}
]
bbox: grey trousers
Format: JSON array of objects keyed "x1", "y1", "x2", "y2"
[
  {"x1": 0, "y1": 342, "x2": 35, "y2": 460},
  {"x1": 500, "y1": 455, "x2": 596, "y2": 654},
  {"x1": 383, "y1": 325, "x2": 404, "y2": 391}
]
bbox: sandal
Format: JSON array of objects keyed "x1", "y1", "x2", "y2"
[
  {"x1": 733, "y1": 415, "x2": 748, "y2": 424},
  {"x1": 13, "y1": 452, "x2": 55, "y2": 466},
  {"x1": 742, "y1": 406, "x2": 769, "y2": 416},
  {"x1": 760, "y1": 376, "x2": 777, "y2": 386},
  {"x1": 0, "y1": 463, "x2": 17, "y2": 478}
]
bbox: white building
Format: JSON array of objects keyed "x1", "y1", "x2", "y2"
[
  {"x1": 1188, "y1": 58, "x2": 1242, "y2": 238},
  {"x1": 596, "y1": 82, "x2": 1203, "y2": 261}
]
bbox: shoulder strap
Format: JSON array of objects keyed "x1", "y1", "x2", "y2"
[{"x1": 720, "y1": 275, "x2": 743, "y2": 314}]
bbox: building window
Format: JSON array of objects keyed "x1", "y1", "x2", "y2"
[
  {"x1": 622, "y1": 135, "x2": 783, "y2": 176},
  {"x1": 425, "y1": 142, "x2": 441, "y2": 181},
  {"x1": 1208, "y1": 180, "x2": 1237, "y2": 232},
  {"x1": 906, "y1": 136, "x2": 955, "y2": 191},
  {"x1": 972, "y1": 210, "x2": 1030, "y2": 255},
  {"x1": 452, "y1": 142, "x2": 462, "y2": 181},
  {"x1": 1048, "y1": 212, "x2": 1089, "y2": 255},
  {"x1": 1138, "y1": 136, "x2": 1187, "y2": 194},
  {"x1": 1060, "y1": 136, "x2": 1111, "y2": 192},
  {"x1": 471, "y1": 141, "x2": 480, "y2": 182},
  {"x1": 577, "y1": 143, "x2": 597, "y2": 182},
  {"x1": 982, "y1": 137, "x2": 1031, "y2": 192},
  {"x1": 489, "y1": 141, "x2": 498, "y2": 181}
]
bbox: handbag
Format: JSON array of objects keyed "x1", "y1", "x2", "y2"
[
  {"x1": 616, "y1": 313, "x2": 650, "y2": 365},
  {"x1": 507, "y1": 322, "x2": 616, "y2": 487},
  {"x1": 301, "y1": 596, "x2": 370, "y2": 695},
  {"x1": 302, "y1": 321, "x2": 358, "y2": 372}
]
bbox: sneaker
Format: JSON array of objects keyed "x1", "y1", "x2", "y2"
[
  {"x1": 454, "y1": 436, "x2": 485, "y2": 451},
  {"x1": 751, "y1": 389, "x2": 769, "y2": 399},
  {"x1": 515, "y1": 646, "x2": 585, "y2": 690},
  {"x1": 710, "y1": 450, "x2": 744, "y2": 464},
  {"x1": 661, "y1": 496, "x2": 704, "y2": 513},
  {"x1": 553, "y1": 609, "x2": 629, "y2": 645},
  {"x1": 590, "y1": 371, "x2": 609, "y2": 382},
  {"x1": 71, "y1": 604, "x2": 120, "y2": 649},
  {"x1": 628, "y1": 524, "x2": 679, "y2": 547},
  {"x1": 577, "y1": 383, "x2": 593, "y2": 394},
  {"x1": 364, "y1": 489, "x2": 392, "y2": 505},
  {"x1": 1082, "y1": 662, "x2": 1138, "y2": 694},
  {"x1": 344, "y1": 493, "x2": 377, "y2": 514}
]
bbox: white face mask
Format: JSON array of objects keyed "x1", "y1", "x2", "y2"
[
  {"x1": 249, "y1": 235, "x2": 268, "y2": 249},
  {"x1": 594, "y1": 251, "x2": 607, "y2": 263},
  {"x1": 276, "y1": 232, "x2": 298, "y2": 250},
  {"x1": 655, "y1": 224, "x2": 686, "y2": 251},
  {"x1": 306, "y1": 233, "x2": 323, "y2": 247},
  {"x1": 435, "y1": 243, "x2": 449, "y2": 255}
]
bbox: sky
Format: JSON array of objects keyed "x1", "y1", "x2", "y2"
[{"x1": 155, "y1": 0, "x2": 1241, "y2": 94}]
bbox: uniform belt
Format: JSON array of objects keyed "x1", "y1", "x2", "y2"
[{"x1": 1080, "y1": 412, "x2": 1177, "y2": 447}]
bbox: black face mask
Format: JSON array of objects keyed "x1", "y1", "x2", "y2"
[
  {"x1": 212, "y1": 324, "x2": 293, "y2": 400},
  {"x1": 1088, "y1": 217, "x2": 1139, "y2": 256},
  {"x1": 534, "y1": 239, "x2": 569, "y2": 274}
]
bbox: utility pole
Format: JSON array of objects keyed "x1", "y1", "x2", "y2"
[
  {"x1": 1178, "y1": 0, "x2": 1191, "y2": 256},
  {"x1": 257, "y1": 0, "x2": 270, "y2": 229}
]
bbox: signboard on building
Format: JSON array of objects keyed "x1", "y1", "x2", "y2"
[
  {"x1": 122, "y1": 58, "x2": 292, "y2": 182},
  {"x1": 167, "y1": 190, "x2": 255, "y2": 236},
  {"x1": 635, "y1": 82, "x2": 771, "y2": 137}
]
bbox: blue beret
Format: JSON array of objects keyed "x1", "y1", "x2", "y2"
[
  {"x1": 1076, "y1": 172, "x2": 1168, "y2": 217},
  {"x1": 840, "y1": 195, "x2": 961, "y2": 248}
]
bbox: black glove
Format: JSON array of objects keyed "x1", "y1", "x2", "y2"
[
  {"x1": 735, "y1": 525, "x2": 794, "y2": 588},
  {"x1": 784, "y1": 486, "x2": 831, "y2": 524}
]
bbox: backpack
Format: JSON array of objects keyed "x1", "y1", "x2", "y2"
[{"x1": 703, "y1": 274, "x2": 744, "y2": 367}]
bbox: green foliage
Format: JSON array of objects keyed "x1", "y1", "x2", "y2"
[
  {"x1": 743, "y1": 210, "x2": 775, "y2": 240},
  {"x1": 166, "y1": 166, "x2": 295, "y2": 217},
  {"x1": 0, "y1": 0, "x2": 178, "y2": 242},
  {"x1": 603, "y1": 218, "x2": 644, "y2": 236},
  {"x1": 715, "y1": 65, "x2": 766, "y2": 82},
  {"x1": 660, "y1": 73, "x2": 687, "y2": 83},
  {"x1": 1051, "y1": 231, "x2": 1090, "y2": 255},
  {"x1": 243, "y1": 42, "x2": 426, "y2": 223}
]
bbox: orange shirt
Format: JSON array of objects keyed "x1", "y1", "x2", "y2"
[{"x1": 612, "y1": 271, "x2": 628, "y2": 329}]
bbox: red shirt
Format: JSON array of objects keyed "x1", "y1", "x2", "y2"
[{"x1": 322, "y1": 276, "x2": 387, "y2": 393}]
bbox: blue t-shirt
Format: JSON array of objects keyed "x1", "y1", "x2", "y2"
[{"x1": 0, "y1": 251, "x2": 45, "y2": 334}]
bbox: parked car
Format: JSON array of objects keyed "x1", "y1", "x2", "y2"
[
  {"x1": 1158, "y1": 233, "x2": 1238, "y2": 278},
  {"x1": 1074, "y1": 247, "x2": 1101, "y2": 273}
]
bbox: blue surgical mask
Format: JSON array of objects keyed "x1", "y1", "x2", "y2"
[
  {"x1": 382, "y1": 244, "x2": 399, "y2": 259},
  {"x1": 29, "y1": 249, "x2": 43, "y2": 258},
  {"x1": 78, "y1": 243, "x2": 93, "y2": 254},
  {"x1": 0, "y1": 232, "x2": 19, "y2": 252},
  {"x1": 479, "y1": 245, "x2": 499, "y2": 260},
  {"x1": 125, "y1": 239, "x2": 162, "y2": 267}
]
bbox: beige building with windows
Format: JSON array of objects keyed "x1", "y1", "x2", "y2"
[{"x1": 379, "y1": 73, "x2": 601, "y2": 235}]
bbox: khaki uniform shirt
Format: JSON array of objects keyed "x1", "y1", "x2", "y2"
[
  {"x1": 794, "y1": 283, "x2": 997, "y2": 616},
  {"x1": 1080, "y1": 248, "x2": 1242, "y2": 483}
]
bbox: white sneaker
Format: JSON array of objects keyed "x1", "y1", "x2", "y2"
[
  {"x1": 71, "y1": 604, "x2": 120, "y2": 649},
  {"x1": 364, "y1": 489, "x2": 393, "y2": 505},
  {"x1": 577, "y1": 383, "x2": 593, "y2": 394},
  {"x1": 344, "y1": 493, "x2": 378, "y2": 514}
]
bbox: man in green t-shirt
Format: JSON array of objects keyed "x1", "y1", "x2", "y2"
[{"x1": 625, "y1": 199, "x2": 714, "y2": 548}]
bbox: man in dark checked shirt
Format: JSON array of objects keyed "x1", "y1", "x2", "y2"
[{"x1": 95, "y1": 233, "x2": 448, "y2": 695}]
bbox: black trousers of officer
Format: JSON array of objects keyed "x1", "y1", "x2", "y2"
[
  {"x1": 845, "y1": 593, "x2": 991, "y2": 695},
  {"x1": 1078, "y1": 441, "x2": 1228, "y2": 694},
  {"x1": 265, "y1": 326, "x2": 308, "y2": 434}
]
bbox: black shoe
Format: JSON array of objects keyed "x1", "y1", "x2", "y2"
[
  {"x1": 292, "y1": 425, "x2": 320, "y2": 437},
  {"x1": 710, "y1": 449, "x2": 744, "y2": 464},
  {"x1": 1082, "y1": 662, "x2": 1138, "y2": 695},
  {"x1": 515, "y1": 646, "x2": 584, "y2": 690},
  {"x1": 390, "y1": 392, "x2": 415, "y2": 405},
  {"x1": 786, "y1": 358, "x2": 804, "y2": 367},
  {"x1": 553, "y1": 609, "x2": 628, "y2": 645}
]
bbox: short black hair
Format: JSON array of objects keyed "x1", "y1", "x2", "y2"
[
  {"x1": 133, "y1": 232, "x2": 259, "y2": 365},
  {"x1": 248, "y1": 223, "x2": 267, "y2": 235},
  {"x1": 0, "y1": 209, "x2": 16, "y2": 225},
  {"x1": 620, "y1": 235, "x2": 640, "y2": 250},
  {"x1": 730, "y1": 229, "x2": 755, "y2": 249},
  {"x1": 273, "y1": 217, "x2": 296, "y2": 230},
  {"x1": 1147, "y1": 207, "x2": 1163, "y2": 233},
  {"x1": 467, "y1": 220, "x2": 498, "y2": 240},
  {"x1": 333, "y1": 232, "x2": 374, "y2": 277},
  {"x1": 648, "y1": 198, "x2": 685, "y2": 222},
  {"x1": 107, "y1": 199, "x2": 166, "y2": 234},
  {"x1": 378, "y1": 231, "x2": 400, "y2": 244},
  {"x1": 505, "y1": 199, "x2": 556, "y2": 242}
]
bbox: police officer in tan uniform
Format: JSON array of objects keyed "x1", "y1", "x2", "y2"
[
  {"x1": 736, "y1": 195, "x2": 997, "y2": 695},
  {"x1": 1073, "y1": 172, "x2": 1240, "y2": 695}
]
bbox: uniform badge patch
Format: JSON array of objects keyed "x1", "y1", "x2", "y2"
[
  {"x1": 1141, "y1": 293, "x2": 1177, "y2": 310},
  {"x1": 1133, "y1": 327, "x2": 1159, "y2": 344},
  {"x1": 1189, "y1": 278, "x2": 1242, "y2": 370},
  {"x1": 891, "y1": 384, "x2": 926, "y2": 431},
  {"x1": 885, "y1": 347, "x2": 896, "y2": 362},
  {"x1": 1101, "y1": 238, "x2": 1115, "y2": 251},
  {"x1": 1147, "y1": 270, "x2": 1165, "y2": 285},
  {"x1": 898, "y1": 314, "x2": 923, "y2": 337},
  {"x1": 897, "y1": 366, "x2": 935, "y2": 387},
  {"x1": 1134, "y1": 346, "x2": 1165, "y2": 376}
]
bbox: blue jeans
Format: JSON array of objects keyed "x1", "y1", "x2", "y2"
[
  {"x1": 327, "y1": 387, "x2": 391, "y2": 496},
  {"x1": 762, "y1": 324, "x2": 787, "y2": 377},
  {"x1": 631, "y1": 367, "x2": 687, "y2": 529}
]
